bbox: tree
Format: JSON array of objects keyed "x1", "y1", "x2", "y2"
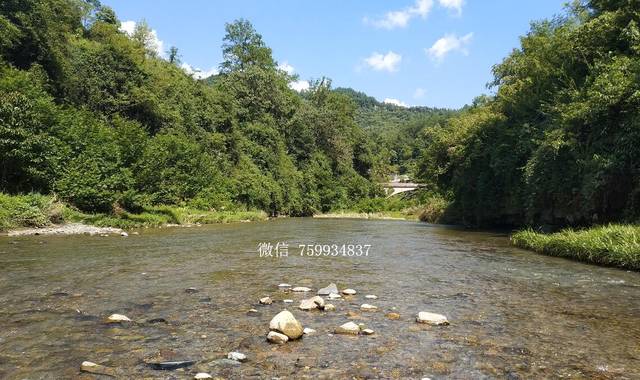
[{"x1": 220, "y1": 19, "x2": 275, "y2": 73}]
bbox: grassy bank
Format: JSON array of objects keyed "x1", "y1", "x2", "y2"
[
  {"x1": 0, "y1": 193, "x2": 267, "y2": 232},
  {"x1": 512, "y1": 224, "x2": 640, "y2": 270}
]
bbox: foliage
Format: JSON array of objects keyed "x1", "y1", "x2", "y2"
[{"x1": 512, "y1": 224, "x2": 640, "y2": 270}]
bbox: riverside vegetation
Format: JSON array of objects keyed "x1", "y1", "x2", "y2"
[{"x1": 1, "y1": 0, "x2": 640, "y2": 269}]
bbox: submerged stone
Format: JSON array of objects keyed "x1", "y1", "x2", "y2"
[
  {"x1": 416, "y1": 312, "x2": 449, "y2": 325},
  {"x1": 317, "y1": 283, "x2": 339, "y2": 295},
  {"x1": 259, "y1": 296, "x2": 272, "y2": 305},
  {"x1": 146, "y1": 360, "x2": 196, "y2": 370},
  {"x1": 80, "y1": 361, "x2": 116, "y2": 377},
  {"x1": 106, "y1": 314, "x2": 131, "y2": 323},
  {"x1": 360, "y1": 304, "x2": 378, "y2": 311},
  {"x1": 227, "y1": 352, "x2": 247, "y2": 362},
  {"x1": 292, "y1": 286, "x2": 312, "y2": 292},
  {"x1": 335, "y1": 321, "x2": 360, "y2": 335}
]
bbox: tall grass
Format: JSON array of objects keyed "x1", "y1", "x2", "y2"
[{"x1": 512, "y1": 224, "x2": 640, "y2": 270}]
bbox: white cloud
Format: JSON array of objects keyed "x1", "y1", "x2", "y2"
[
  {"x1": 289, "y1": 80, "x2": 310, "y2": 92},
  {"x1": 414, "y1": 88, "x2": 426, "y2": 98},
  {"x1": 365, "y1": 0, "x2": 433, "y2": 30},
  {"x1": 364, "y1": 51, "x2": 402, "y2": 72},
  {"x1": 180, "y1": 63, "x2": 218, "y2": 79},
  {"x1": 438, "y1": 0, "x2": 464, "y2": 15},
  {"x1": 119, "y1": 20, "x2": 165, "y2": 58},
  {"x1": 383, "y1": 98, "x2": 409, "y2": 107},
  {"x1": 427, "y1": 32, "x2": 473, "y2": 61},
  {"x1": 278, "y1": 61, "x2": 295, "y2": 75}
]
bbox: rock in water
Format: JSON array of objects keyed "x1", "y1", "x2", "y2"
[
  {"x1": 303, "y1": 327, "x2": 316, "y2": 335},
  {"x1": 365, "y1": 295, "x2": 378, "y2": 300},
  {"x1": 311, "y1": 296, "x2": 325, "y2": 308},
  {"x1": 328, "y1": 293, "x2": 342, "y2": 299},
  {"x1": 416, "y1": 312, "x2": 449, "y2": 325},
  {"x1": 80, "y1": 361, "x2": 116, "y2": 377},
  {"x1": 278, "y1": 283, "x2": 292, "y2": 288},
  {"x1": 317, "y1": 283, "x2": 339, "y2": 295},
  {"x1": 120, "y1": 232, "x2": 128, "y2": 237},
  {"x1": 283, "y1": 299, "x2": 293, "y2": 303},
  {"x1": 146, "y1": 360, "x2": 196, "y2": 370},
  {"x1": 227, "y1": 352, "x2": 247, "y2": 362},
  {"x1": 106, "y1": 314, "x2": 131, "y2": 323},
  {"x1": 259, "y1": 296, "x2": 272, "y2": 305},
  {"x1": 185, "y1": 287, "x2": 199, "y2": 294},
  {"x1": 194, "y1": 373, "x2": 212, "y2": 379},
  {"x1": 269, "y1": 310, "x2": 304, "y2": 339},
  {"x1": 292, "y1": 286, "x2": 312, "y2": 292},
  {"x1": 386, "y1": 312, "x2": 401, "y2": 320},
  {"x1": 342, "y1": 288, "x2": 357, "y2": 295},
  {"x1": 361, "y1": 328, "x2": 375, "y2": 335},
  {"x1": 299, "y1": 298, "x2": 318, "y2": 311},
  {"x1": 267, "y1": 331, "x2": 289, "y2": 344},
  {"x1": 324, "y1": 304, "x2": 336, "y2": 311},
  {"x1": 335, "y1": 321, "x2": 360, "y2": 335},
  {"x1": 360, "y1": 304, "x2": 378, "y2": 311}
]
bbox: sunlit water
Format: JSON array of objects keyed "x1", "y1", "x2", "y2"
[{"x1": 0, "y1": 218, "x2": 639, "y2": 379}]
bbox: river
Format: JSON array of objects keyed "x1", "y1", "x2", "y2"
[{"x1": 0, "y1": 218, "x2": 639, "y2": 379}]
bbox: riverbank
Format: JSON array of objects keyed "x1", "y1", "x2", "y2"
[
  {"x1": 313, "y1": 211, "x2": 416, "y2": 221},
  {"x1": 511, "y1": 224, "x2": 640, "y2": 270},
  {"x1": 0, "y1": 193, "x2": 268, "y2": 235}
]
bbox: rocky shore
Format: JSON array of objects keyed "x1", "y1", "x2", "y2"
[{"x1": 6, "y1": 223, "x2": 125, "y2": 237}]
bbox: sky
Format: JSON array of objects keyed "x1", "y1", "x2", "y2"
[{"x1": 104, "y1": 0, "x2": 566, "y2": 109}]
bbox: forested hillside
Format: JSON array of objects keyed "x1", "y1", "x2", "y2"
[
  {"x1": 418, "y1": 0, "x2": 640, "y2": 228},
  {"x1": 0, "y1": 0, "x2": 390, "y2": 218}
]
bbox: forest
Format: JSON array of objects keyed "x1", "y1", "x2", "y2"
[{"x1": 1, "y1": 0, "x2": 640, "y2": 245}]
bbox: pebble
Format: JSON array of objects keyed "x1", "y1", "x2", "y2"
[
  {"x1": 299, "y1": 298, "x2": 318, "y2": 311},
  {"x1": 303, "y1": 327, "x2": 316, "y2": 335},
  {"x1": 120, "y1": 232, "x2": 128, "y2": 237},
  {"x1": 146, "y1": 360, "x2": 196, "y2": 370},
  {"x1": 283, "y1": 299, "x2": 293, "y2": 303},
  {"x1": 416, "y1": 312, "x2": 449, "y2": 325},
  {"x1": 80, "y1": 361, "x2": 116, "y2": 376},
  {"x1": 269, "y1": 310, "x2": 304, "y2": 339},
  {"x1": 248, "y1": 308, "x2": 258, "y2": 313},
  {"x1": 292, "y1": 286, "x2": 312, "y2": 292},
  {"x1": 342, "y1": 288, "x2": 357, "y2": 295},
  {"x1": 328, "y1": 293, "x2": 342, "y2": 299},
  {"x1": 195, "y1": 373, "x2": 212, "y2": 379},
  {"x1": 227, "y1": 352, "x2": 247, "y2": 362},
  {"x1": 335, "y1": 321, "x2": 360, "y2": 335},
  {"x1": 259, "y1": 296, "x2": 273, "y2": 305},
  {"x1": 361, "y1": 328, "x2": 375, "y2": 335},
  {"x1": 185, "y1": 287, "x2": 199, "y2": 294},
  {"x1": 267, "y1": 331, "x2": 289, "y2": 344},
  {"x1": 324, "y1": 304, "x2": 336, "y2": 311},
  {"x1": 386, "y1": 312, "x2": 401, "y2": 320},
  {"x1": 106, "y1": 314, "x2": 131, "y2": 323},
  {"x1": 360, "y1": 304, "x2": 378, "y2": 311},
  {"x1": 317, "y1": 283, "x2": 339, "y2": 295},
  {"x1": 365, "y1": 295, "x2": 378, "y2": 299},
  {"x1": 278, "y1": 283, "x2": 292, "y2": 288}
]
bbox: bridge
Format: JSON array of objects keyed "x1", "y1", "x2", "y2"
[{"x1": 380, "y1": 182, "x2": 424, "y2": 197}]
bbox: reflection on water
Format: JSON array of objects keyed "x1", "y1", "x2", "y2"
[{"x1": 0, "y1": 219, "x2": 639, "y2": 379}]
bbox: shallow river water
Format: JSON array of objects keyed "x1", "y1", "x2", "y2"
[{"x1": 0, "y1": 218, "x2": 639, "y2": 379}]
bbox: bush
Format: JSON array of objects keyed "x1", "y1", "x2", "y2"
[{"x1": 0, "y1": 193, "x2": 64, "y2": 230}]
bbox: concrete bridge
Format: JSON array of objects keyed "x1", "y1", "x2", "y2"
[{"x1": 381, "y1": 182, "x2": 424, "y2": 197}]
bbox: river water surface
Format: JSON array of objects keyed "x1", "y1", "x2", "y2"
[{"x1": 0, "y1": 218, "x2": 639, "y2": 379}]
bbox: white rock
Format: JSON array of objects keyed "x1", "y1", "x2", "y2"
[
  {"x1": 335, "y1": 321, "x2": 360, "y2": 335},
  {"x1": 416, "y1": 312, "x2": 449, "y2": 325},
  {"x1": 120, "y1": 232, "x2": 128, "y2": 237},
  {"x1": 317, "y1": 283, "x2": 339, "y2": 295},
  {"x1": 267, "y1": 331, "x2": 289, "y2": 344},
  {"x1": 361, "y1": 328, "x2": 375, "y2": 335},
  {"x1": 269, "y1": 310, "x2": 303, "y2": 339},
  {"x1": 292, "y1": 286, "x2": 312, "y2": 292},
  {"x1": 195, "y1": 373, "x2": 213, "y2": 379},
  {"x1": 328, "y1": 293, "x2": 342, "y2": 299},
  {"x1": 80, "y1": 361, "x2": 115, "y2": 376},
  {"x1": 283, "y1": 299, "x2": 293, "y2": 303},
  {"x1": 311, "y1": 295, "x2": 325, "y2": 308},
  {"x1": 299, "y1": 298, "x2": 318, "y2": 311},
  {"x1": 360, "y1": 304, "x2": 378, "y2": 311},
  {"x1": 278, "y1": 283, "x2": 291, "y2": 288},
  {"x1": 248, "y1": 308, "x2": 258, "y2": 313},
  {"x1": 342, "y1": 288, "x2": 357, "y2": 295},
  {"x1": 365, "y1": 295, "x2": 378, "y2": 300},
  {"x1": 303, "y1": 327, "x2": 316, "y2": 335},
  {"x1": 227, "y1": 352, "x2": 247, "y2": 362},
  {"x1": 107, "y1": 314, "x2": 131, "y2": 323},
  {"x1": 259, "y1": 296, "x2": 272, "y2": 305},
  {"x1": 324, "y1": 304, "x2": 336, "y2": 311}
]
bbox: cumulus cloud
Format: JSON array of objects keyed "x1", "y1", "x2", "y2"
[
  {"x1": 414, "y1": 88, "x2": 426, "y2": 99},
  {"x1": 278, "y1": 61, "x2": 295, "y2": 75},
  {"x1": 289, "y1": 80, "x2": 310, "y2": 92},
  {"x1": 119, "y1": 20, "x2": 165, "y2": 58},
  {"x1": 426, "y1": 33, "x2": 473, "y2": 61},
  {"x1": 180, "y1": 63, "x2": 218, "y2": 80},
  {"x1": 363, "y1": 51, "x2": 402, "y2": 72},
  {"x1": 364, "y1": 0, "x2": 433, "y2": 30},
  {"x1": 384, "y1": 98, "x2": 409, "y2": 107},
  {"x1": 438, "y1": 0, "x2": 464, "y2": 15}
]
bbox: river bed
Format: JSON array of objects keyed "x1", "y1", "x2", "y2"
[{"x1": 0, "y1": 218, "x2": 639, "y2": 379}]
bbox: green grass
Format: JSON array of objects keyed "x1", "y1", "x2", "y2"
[
  {"x1": 0, "y1": 193, "x2": 268, "y2": 231},
  {"x1": 512, "y1": 224, "x2": 640, "y2": 270}
]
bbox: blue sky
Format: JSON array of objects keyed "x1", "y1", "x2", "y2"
[{"x1": 105, "y1": 0, "x2": 566, "y2": 109}]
